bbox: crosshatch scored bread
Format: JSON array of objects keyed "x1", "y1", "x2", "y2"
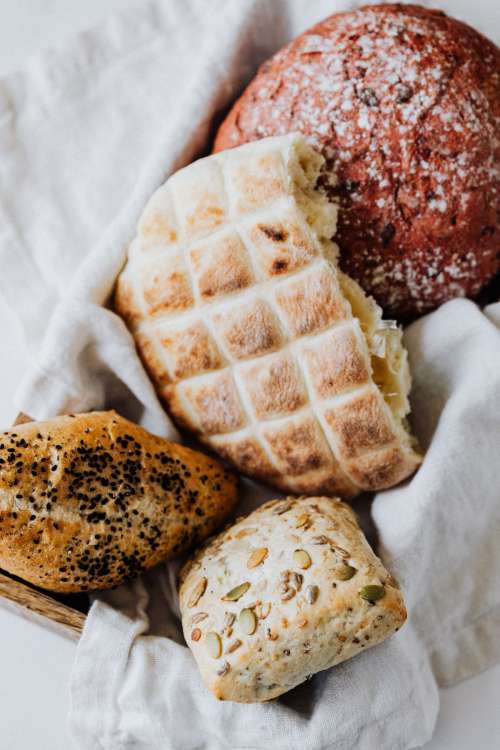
[
  {"x1": 0, "y1": 411, "x2": 237, "y2": 593},
  {"x1": 115, "y1": 134, "x2": 421, "y2": 498},
  {"x1": 179, "y1": 496, "x2": 407, "y2": 702}
]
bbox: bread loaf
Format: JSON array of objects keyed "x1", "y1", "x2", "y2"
[
  {"x1": 115, "y1": 134, "x2": 421, "y2": 497},
  {"x1": 0, "y1": 411, "x2": 237, "y2": 592},
  {"x1": 214, "y1": 4, "x2": 500, "y2": 319},
  {"x1": 179, "y1": 495, "x2": 407, "y2": 702}
]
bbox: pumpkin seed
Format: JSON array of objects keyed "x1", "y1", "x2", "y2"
[
  {"x1": 216, "y1": 661, "x2": 230, "y2": 677},
  {"x1": 293, "y1": 549, "x2": 312, "y2": 569},
  {"x1": 359, "y1": 584, "x2": 385, "y2": 603},
  {"x1": 222, "y1": 582, "x2": 250, "y2": 601},
  {"x1": 332, "y1": 545, "x2": 350, "y2": 559},
  {"x1": 239, "y1": 608, "x2": 258, "y2": 635},
  {"x1": 191, "y1": 612, "x2": 208, "y2": 625},
  {"x1": 305, "y1": 585, "x2": 319, "y2": 604},
  {"x1": 225, "y1": 638, "x2": 242, "y2": 654},
  {"x1": 188, "y1": 577, "x2": 207, "y2": 608},
  {"x1": 223, "y1": 612, "x2": 236, "y2": 629},
  {"x1": 191, "y1": 628, "x2": 202, "y2": 642},
  {"x1": 337, "y1": 565, "x2": 357, "y2": 581},
  {"x1": 312, "y1": 535, "x2": 330, "y2": 545},
  {"x1": 257, "y1": 602, "x2": 272, "y2": 619},
  {"x1": 205, "y1": 631, "x2": 222, "y2": 658},
  {"x1": 247, "y1": 547, "x2": 268, "y2": 569}
]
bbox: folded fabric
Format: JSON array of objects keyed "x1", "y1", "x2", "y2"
[{"x1": 0, "y1": 1, "x2": 499, "y2": 749}]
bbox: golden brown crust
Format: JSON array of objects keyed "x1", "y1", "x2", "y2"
[
  {"x1": 247, "y1": 204, "x2": 319, "y2": 277},
  {"x1": 324, "y1": 388, "x2": 396, "y2": 460},
  {"x1": 212, "y1": 299, "x2": 284, "y2": 360},
  {"x1": 274, "y1": 263, "x2": 348, "y2": 336},
  {"x1": 224, "y1": 148, "x2": 289, "y2": 214},
  {"x1": 115, "y1": 135, "x2": 421, "y2": 497},
  {"x1": 179, "y1": 496, "x2": 407, "y2": 702},
  {"x1": 210, "y1": 433, "x2": 279, "y2": 483},
  {"x1": 261, "y1": 415, "x2": 333, "y2": 476},
  {"x1": 157, "y1": 320, "x2": 225, "y2": 382},
  {"x1": 183, "y1": 371, "x2": 247, "y2": 435},
  {"x1": 0, "y1": 412, "x2": 237, "y2": 593},
  {"x1": 300, "y1": 324, "x2": 371, "y2": 399},
  {"x1": 170, "y1": 158, "x2": 228, "y2": 241},
  {"x1": 238, "y1": 352, "x2": 307, "y2": 419},
  {"x1": 189, "y1": 230, "x2": 255, "y2": 301},
  {"x1": 141, "y1": 253, "x2": 194, "y2": 318},
  {"x1": 137, "y1": 185, "x2": 179, "y2": 251}
]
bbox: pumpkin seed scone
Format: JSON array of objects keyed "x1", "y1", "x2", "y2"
[
  {"x1": 115, "y1": 134, "x2": 421, "y2": 497},
  {"x1": 179, "y1": 496, "x2": 407, "y2": 702}
]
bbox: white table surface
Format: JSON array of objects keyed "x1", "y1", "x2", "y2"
[{"x1": 0, "y1": 2, "x2": 499, "y2": 749}]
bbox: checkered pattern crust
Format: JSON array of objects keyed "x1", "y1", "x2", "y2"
[{"x1": 115, "y1": 134, "x2": 421, "y2": 498}]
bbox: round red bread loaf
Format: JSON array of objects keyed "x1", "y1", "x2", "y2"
[{"x1": 214, "y1": 4, "x2": 500, "y2": 319}]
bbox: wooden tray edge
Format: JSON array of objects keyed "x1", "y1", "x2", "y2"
[{"x1": 0, "y1": 572, "x2": 85, "y2": 641}]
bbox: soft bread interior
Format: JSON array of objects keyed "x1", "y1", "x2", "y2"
[{"x1": 288, "y1": 137, "x2": 416, "y2": 451}]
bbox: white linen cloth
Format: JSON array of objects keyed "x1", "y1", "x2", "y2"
[{"x1": 0, "y1": 1, "x2": 499, "y2": 748}]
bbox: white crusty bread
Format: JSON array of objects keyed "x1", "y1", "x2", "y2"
[
  {"x1": 0, "y1": 411, "x2": 237, "y2": 592},
  {"x1": 179, "y1": 496, "x2": 407, "y2": 702},
  {"x1": 115, "y1": 134, "x2": 421, "y2": 497}
]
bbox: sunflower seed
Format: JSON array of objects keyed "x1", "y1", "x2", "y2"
[
  {"x1": 291, "y1": 572, "x2": 303, "y2": 591},
  {"x1": 239, "y1": 608, "x2": 258, "y2": 635},
  {"x1": 257, "y1": 602, "x2": 272, "y2": 619},
  {"x1": 191, "y1": 612, "x2": 208, "y2": 625},
  {"x1": 217, "y1": 661, "x2": 230, "y2": 676},
  {"x1": 293, "y1": 549, "x2": 312, "y2": 569},
  {"x1": 281, "y1": 589, "x2": 296, "y2": 602},
  {"x1": 205, "y1": 631, "x2": 222, "y2": 658},
  {"x1": 191, "y1": 628, "x2": 202, "y2": 642},
  {"x1": 266, "y1": 628, "x2": 279, "y2": 641},
  {"x1": 305, "y1": 585, "x2": 319, "y2": 604},
  {"x1": 312, "y1": 535, "x2": 330, "y2": 545},
  {"x1": 222, "y1": 582, "x2": 250, "y2": 601},
  {"x1": 247, "y1": 547, "x2": 268, "y2": 569},
  {"x1": 297, "y1": 616, "x2": 308, "y2": 628},
  {"x1": 188, "y1": 577, "x2": 207, "y2": 608},
  {"x1": 226, "y1": 639, "x2": 242, "y2": 654},
  {"x1": 273, "y1": 500, "x2": 293, "y2": 515},
  {"x1": 223, "y1": 612, "x2": 236, "y2": 629},
  {"x1": 332, "y1": 545, "x2": 350, "y2": 559}
]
